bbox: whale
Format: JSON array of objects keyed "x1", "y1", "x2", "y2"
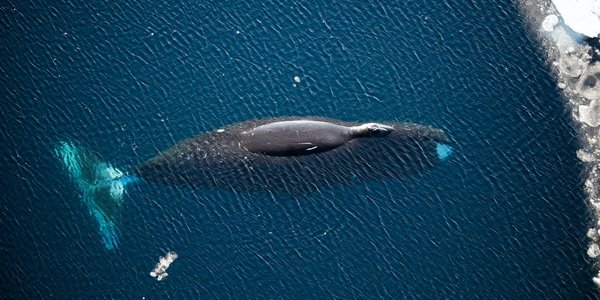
[
  {"x1": 136, "y1": 117, "x2": 451, "y2": 191},
  {"x1": 56, "y1": 116, "x2": 452, "y2": 249}
]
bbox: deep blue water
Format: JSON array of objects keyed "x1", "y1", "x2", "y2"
[{"x1": 1, "y1": 0, "x2": 595, "y2": 298}]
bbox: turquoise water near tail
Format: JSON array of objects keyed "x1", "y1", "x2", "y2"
[{"x1": 1, "y1": 0, "x2": 594, "y2": 298}]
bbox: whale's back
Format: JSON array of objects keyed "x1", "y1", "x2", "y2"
[{"x1": 136, "y1": 117, "x2": 449, "y2": 193}]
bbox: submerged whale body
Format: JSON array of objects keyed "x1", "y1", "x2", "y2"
[
  {"x1": 136, "y1": 117, "x2": 450, "y2": 192},
  {"x1": 56, "y1": 116, "x2": 451, "y2": 249}
]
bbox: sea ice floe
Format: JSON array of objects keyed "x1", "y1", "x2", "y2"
[
  {"x1": 557, "y1": 43, "x2": 591, "y2": 78},
  {"x1": 579, "y1": 100, "x2": 600, "y2": 127},
  {"x1": 588, "y1": 228, "x2": 600, "y2": 241},
  {"x1": 542, "y1": 14, "x2": 559, "y2": 32},
  {"x1": 589, "y1": 243, "x2": 600, "y2": 258},
  {"x1": 551, "y1": 0, "x2": 600, "y2": 38},
  {"x1": 577, "y1": 62, "x2": 600, "y2": 100},
  {"x1": 594, "y1": 274, "x2": 600, "y2": 288},
  {"x1": 577, "y1": 149, "x2": 597, "y2": 162}
]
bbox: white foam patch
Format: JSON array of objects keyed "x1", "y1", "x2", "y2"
[
  {"x1": 109, "y1": 180, "x2": 125, "y2": 202},
  {"x1": 150, "y1": 251, "x2": 178, "y2": 281},
  {"x1": 104, "y1": 165, "x2": 124, "y2": 180}
]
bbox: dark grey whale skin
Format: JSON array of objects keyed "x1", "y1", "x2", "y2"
[
  {"x1": 240, "y1": 120, "x2": 354, "y2": 156},
  {"x1": 135, "y1": 116, "x2": 449, "y2": 193}
]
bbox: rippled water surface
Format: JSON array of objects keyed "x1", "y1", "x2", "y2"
[{"x1": 1, "y1": 0, "x2": 594, "y2": 298}]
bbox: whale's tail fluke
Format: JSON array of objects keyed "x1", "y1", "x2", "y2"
[{"x1": 55, "y1": 141, "x2": 139, "y2": 250}]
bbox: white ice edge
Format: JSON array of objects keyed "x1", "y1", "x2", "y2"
[{"x1": 551, "y1": 0, "x2": 600, "y2": 37}]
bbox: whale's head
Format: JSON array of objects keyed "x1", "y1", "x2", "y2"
[{"x1": 352, "y1": 123, "x2": 395, "y2": 138}]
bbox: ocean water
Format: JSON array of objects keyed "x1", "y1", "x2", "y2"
[{"x1": 1, "y1": 0, "x2": 594, "y2": 298}]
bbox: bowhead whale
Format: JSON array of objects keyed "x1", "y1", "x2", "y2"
[{"x1": 56, "y1": 116, "x2": 452, "y2": 249}]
